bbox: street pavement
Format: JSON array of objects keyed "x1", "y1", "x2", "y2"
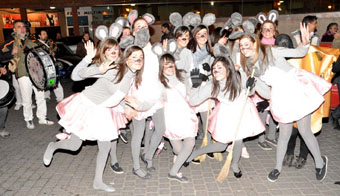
[{"x1": 0, "y1": 78, "x2": 340, "y2": 196}]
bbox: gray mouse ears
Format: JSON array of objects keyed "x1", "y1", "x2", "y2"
[
  {"x1": 127, "y1": 9, "x2": 156, "y2": 26},
  {"x1": 115, "y1": 17, "x2": 129, "y2": 28},
  {"x1": 256, "y1": 10, "x2": 279, "y2": 25},
  {"x1": 120, "y1": 28, "x2": 150, "y2": 49},
  {"x1": 228, "y1": 18, "x2": 258, "y2": 40},
  {"x1": 222, "y1": 12, "x2": 243, "y2": 31},
  {"x1": 95, "y1": 22, "x2": 123, "y2": 42},
  {"x1": 170, "y1": 12, "x2": 216, "y2": 29},
  {"x1": 213, "y1": 43, "x2": 230, "y2": 59},
  {"x1": 151, "y1": 39, "x2": 177, "y2": 58}
]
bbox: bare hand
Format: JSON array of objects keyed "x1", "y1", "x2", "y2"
[
  {"x1": 0, "y1": 67, "x2": 6, "y2": 76},
  {"x1": 125, "y1": 96, "x2": 139, "y2": 109},
  {"x1": 162, "y1": 39, "x2": 168, "y2": 51},
  {"x1": 234, "y1": 64, "x2": 240, "y2": 71},
  {"x1": 124, "y1": 107, "x2": 137, "y2": 120},
  {"x1": 11, "y1": 46, "x2": 18, "y2": 55},
  {"x1": 99, "y1": 59, "x2": 116, "y2": 73},
  {"x1": 84, "y1": 41, "x2": 96, "y2": 60},
  {"x1": 300, "y1": 22, "x2": 310, "y2": 45},
  {"x1": 334, "y1": 32, "x2": 340, "y2": 40}
]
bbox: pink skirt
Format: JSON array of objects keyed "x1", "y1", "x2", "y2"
[
  {"x1": 270, "y1": 69, "x2": 331, "y2": 123},
  {"x1": 164, "y1": 87, "x2": 198, "y2": 140},
  {"x1": 208, "y1": 93, "x2": 265, "y2": 144},
  {"x1": 56, "y1": 93, "x2": 128, "y2": 141}
]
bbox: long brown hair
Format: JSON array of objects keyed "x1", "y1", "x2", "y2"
[
  {"x1": 92, "y1": 38, "x2": 120, "y2": 66},
  {"x1": 239, "y1": 34, "x2": 271, "y2": 76},
  {"x1": 116, "y1": 45, "x2": 144, "y2": 89},
  {"x1": 211, "y1": 56, "x2": 241, "y2": 101},
  {"x1": 189, "y1": 25, "x2": 213, "y2": 54},
  {"x1": 158, "y1": 54, "x2": 185, "y2": 88}
]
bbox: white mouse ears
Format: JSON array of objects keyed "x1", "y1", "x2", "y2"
[{"x1": 256, "y1": 9, "x2": 279, "y2": 24}]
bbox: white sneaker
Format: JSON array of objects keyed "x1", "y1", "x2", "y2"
[
  {"x1": 0, "y1": 130, "x2": 10, "y2": 138},
  {"x1": 39, "y1": 119, "x2": 54, "y2": 125},
  {"x1": 26, "y1": 120, "x2": 35, "y2": 129},
  {"x1": 14, "y1": 104, "x2": 22, "y2": 110},
  {"x1": 241, "y1": 147, "x2": 250, "y2": 159}
]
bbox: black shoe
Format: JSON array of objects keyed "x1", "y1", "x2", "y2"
[
  {"x1": 191, "y1": 159, "x2": 201, "y2": 165},
  {"x1": 295, "y1": 156, "x2": 307, "y2": 169},
  {"x1": 207, "y1": 153, "x2": 214, "y2": 159},
  {"x1": 110, "y1": 162, "x2": 124, "y2": 174},
  {"x1": 132, "y1": 168, "x2": 151, "y2": 179},
  {"x1": 119, "y1": 132, "x2": 128, "y2": 144},
  {"x1": 267, "y1": 169, "x2": 280, "y2": 182},
  {"x1": 234, "y1": 169, "x2": 242, "y2": 178},
  {"x1": 316, "y1": 155, "x2": 328, "y2": 182},
  {"x1": 168, "y1": 173, "x2": 189, "y2": 183},
  {"x1": 258, "y1": 141, "x2": 272, "y2": 151},
  {"x1": 183, "y1": 161, "x2": 190, "y2": 167},
  {"x1": 283, "y1": 154, "x2": 295, "y2": 167}
]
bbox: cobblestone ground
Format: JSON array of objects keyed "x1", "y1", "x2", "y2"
[{"x1": 0, "y1": 78, "x2": 340, "y2": 196}]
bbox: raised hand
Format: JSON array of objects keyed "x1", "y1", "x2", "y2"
[
  {"x1": 84, "y1": 41, "x2": 96, "y2": 60},
  {"x1": 300, "y1": 22, "x2": 310, "y2": 45},
  {"x1": 99, "y1": 59, "x2": 116, "y2": 73}
]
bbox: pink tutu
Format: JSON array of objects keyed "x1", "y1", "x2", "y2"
[
  {"x1": 164, "y1": 84, "x2": 198, "y2": 140},
  {"x1": 270, "y1": 69, "x2": 331, "y2": 123},
  {"x1": 208, "y1": 92, "x2": 265, "y2": 143},
  {"x1": 56, "y1": 93, "x2": 128, "y2": 141}
]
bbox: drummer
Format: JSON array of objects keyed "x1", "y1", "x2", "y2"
[
  {"x1": 0, "y1": 20, "x2": 54, "y2": 129},
  {"x1": 0, "y1": 65, "x2": 10, "y2": 138},
  {"x1": 36, "y1": 30, "x2": 64, "y2": 102}
]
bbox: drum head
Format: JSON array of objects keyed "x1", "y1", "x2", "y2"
[
  {"x1": 25, "y1": 49, "x2": 57, "y2": 90},
  {"x1": 0, "y1": 80, "x2": 9, "y2": 99}
]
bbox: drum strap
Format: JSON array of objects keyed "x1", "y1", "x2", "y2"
[{"x1": 9, "y1": 38, "x2": 29, "y2": 74}]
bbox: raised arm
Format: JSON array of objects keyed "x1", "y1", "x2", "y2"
[{"x1": 189, "y1": 81, "x2": 213, "y2": 106}]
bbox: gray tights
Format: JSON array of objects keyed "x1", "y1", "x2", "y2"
[
  {"x1": 187, "y1": 139, "x2": 243, "y2": 173},
  {"x1": 169, "y1": 137, "x2": 195, "y2": 176},
  {"x1": 275, "y1": 114, "x2": 323, "y2": 171},
  {"x1": 47, "y1": 134, "x2": 118, "y2": 190},
  {"x1": 258, "y1": 111, "x2": 277, "y2": 143},
  {"x1": 131, "y1": 108, "x2": 165, "y2": 169}
]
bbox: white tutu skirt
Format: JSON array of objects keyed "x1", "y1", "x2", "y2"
[
  {"x1": 208, "y1": 93, "x2": 265, "y2": 144},
  {"x1": 270, "y1": 69, "x2": 331, "y2": 123},
  {"x1": 163, "y1": 86, "x2": 198, "y2": 140},
  {"x1": 128, "y1": 83, "x2": 164, "y2": 120},
  {"x1": 56, "y1": 93, "x2": 128, "y2": 141}
]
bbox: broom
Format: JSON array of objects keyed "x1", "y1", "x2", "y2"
[
  {"x1": 216, "y1": 69, "x2": 255, "y2": 183},
  {"x1": 194, "y1": 99, "x2": 212, "y2": 162}
]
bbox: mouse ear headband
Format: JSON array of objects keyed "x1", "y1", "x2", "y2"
[
  {"x1": 228, "y1": 18, "x2": 258, "y2": 41},
  {"x1": 256, "y1": 9, "x2": 279, "y2": 25},
  {"x1": 152, "y1": 39, "x2": 177, "y2": 59},
  {"x1": 95, "y1": 22, "x2": 122, "y2": 46}
]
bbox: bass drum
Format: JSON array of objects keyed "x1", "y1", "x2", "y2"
[
  {"x1": 0, "y1": 79, "x2": 15, "y2": 108},
  {"x1": 25, "y1": 48, "x2": 57, "y2": 90}
]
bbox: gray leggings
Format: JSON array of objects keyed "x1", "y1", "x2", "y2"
[
  {"x1": 169, "y1": 137, "x2": 195, "y2": 176},
  {"x1": 200, "y1": 111, "x2": 212, "y2": 144},
  {"x1": 258, "y1": 110, "x2": 277, "y2": 143},
  {"x1": 187, "y1": 139, "x2": 243, "y2": 173},
  {"x1": 48, "y1": 134, "x2": 118, "y2": 186},
  {"x1": 131, "y1": 108, "x2": 165, "y2": 169},
  {"x1": 275, "y1": 114, "x2": 323, "y2": 171}
]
